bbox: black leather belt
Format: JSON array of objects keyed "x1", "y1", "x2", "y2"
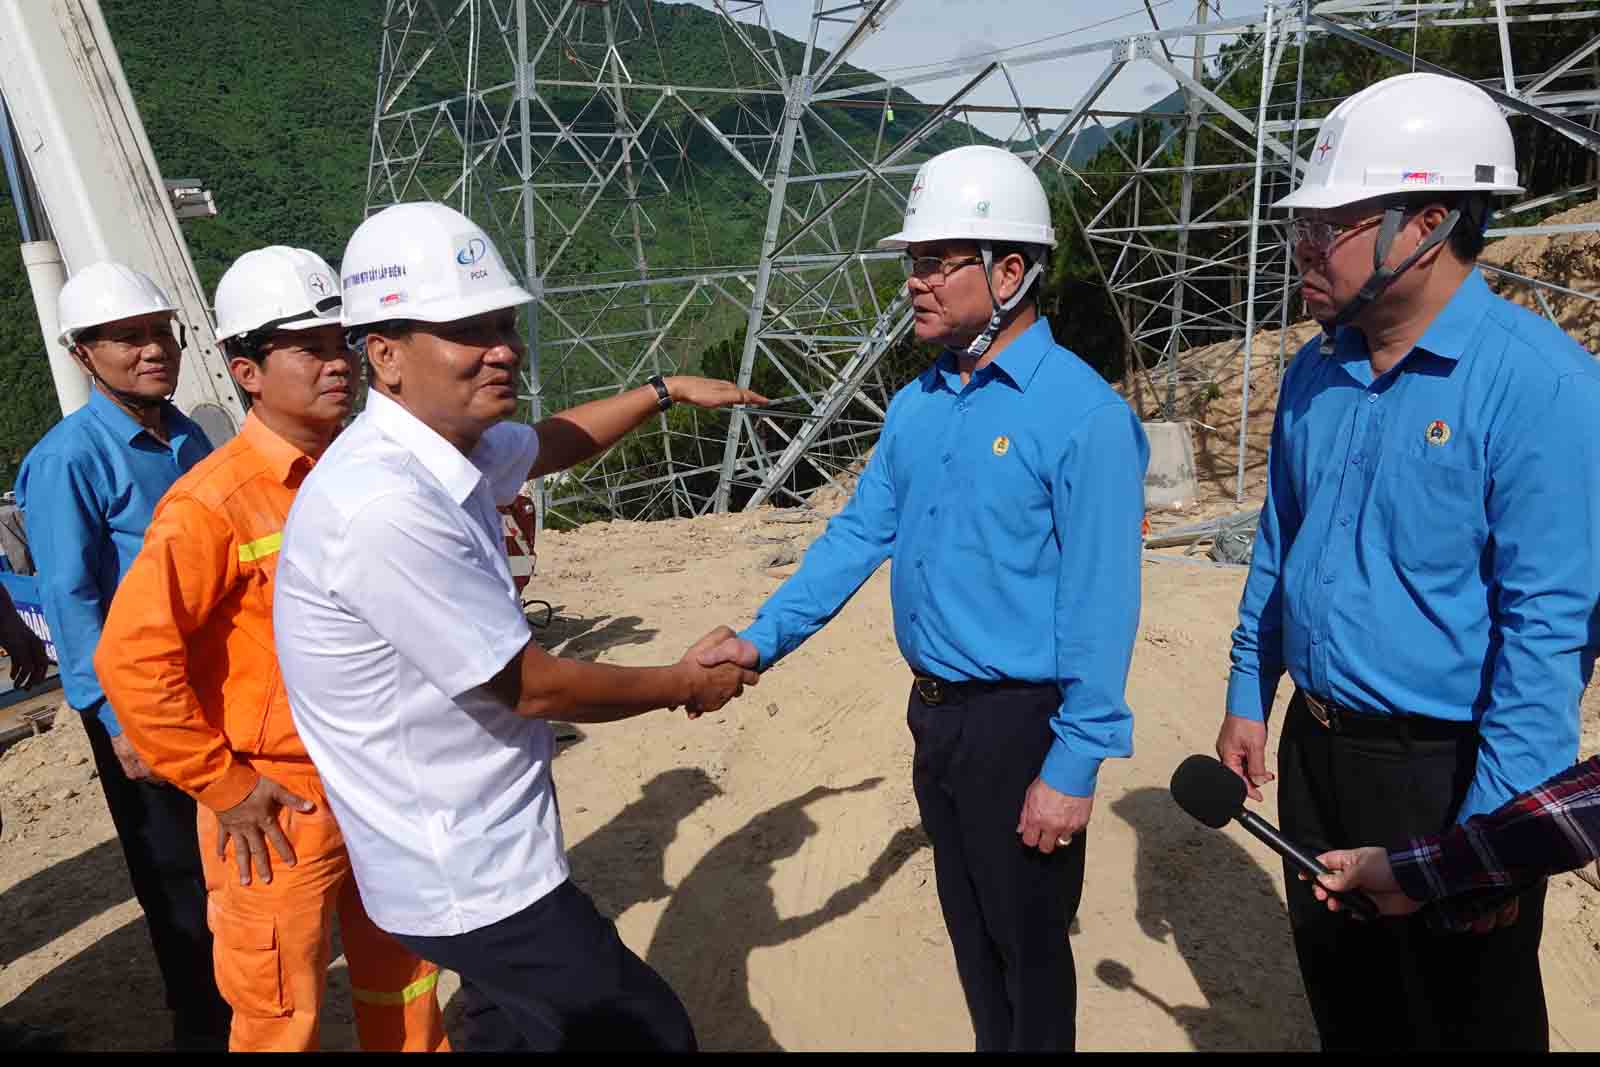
[
  {"x1": 1298, "y1": 691, "x2": 1475, "y2": 741},
  {"x1": 913, "y1": 675, "x2": 1051, "y2": 707}
]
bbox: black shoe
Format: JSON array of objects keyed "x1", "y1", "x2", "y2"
[{"x1": 0, "y1": 1018, "x2": 67, "y2": 1052}]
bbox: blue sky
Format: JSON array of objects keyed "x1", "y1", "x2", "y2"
[{"x1": 664, "y1": 0, "x2": 1267, "y2": 137}]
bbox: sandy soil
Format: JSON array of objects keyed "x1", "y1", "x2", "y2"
[{"x1": 2, "y1": 507, "x2": 1597, "y2": 1051}]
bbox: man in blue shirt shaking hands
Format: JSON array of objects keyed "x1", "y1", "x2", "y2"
[
  {"x1": 699, "y1": 145, "x2": 1149, "y2": 1051},
  {"x1": 1219, "y1": 73, "x2": 1600, "y2": 1051}
]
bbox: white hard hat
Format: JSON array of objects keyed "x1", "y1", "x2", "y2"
[
  {"x1": 56, "y1": 261, "x2": 176, "y2": 347},
  {"x1": 214, "y1": 246, "x2": 342, "y2": 341},
  {"x1": 878, "y1": 145, "x2": 1057, "y2": 250},
  {"x1": 339, "y1": 202, "x2": 534, "y2": 329},
  {"x1": 1276, "y1": 72, "x2": 1522, "y2": 211}
]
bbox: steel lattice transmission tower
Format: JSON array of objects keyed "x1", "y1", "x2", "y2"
[
  {"x1": 365, "y1": 0, "x2": 920, "y2": 522},
  {"x1": 366, "y1": 0, "x2": 1600, "y2": 519}
]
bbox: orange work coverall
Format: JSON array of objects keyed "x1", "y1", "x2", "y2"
[{"x1": 95, "y1": 413, "x2": 448, "y2": 1052}]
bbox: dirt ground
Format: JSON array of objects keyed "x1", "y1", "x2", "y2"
[{"x1": 2, "y1": 508, "x2": 1598, "y2": 1051}]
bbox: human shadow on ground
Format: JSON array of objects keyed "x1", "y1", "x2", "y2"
[
  {"x1": 533, "y1": 606, "x2": 657, "y2": 759},
  {"x1": 2, "y1": 914, "x2": 170, "y2": 1050},
  {"x1": 436, "y1": 766, "x2": 723, "y2": 1045},
  {"x1": 1107, "y1": 787, "x2": 1316, "y2": 1051},
  {"x1": 536, "y1": 607, "x2": 658, "y2": 661},
  {"x1": 0, "y1": 837, "x2": 130, "y2": 968},
  {"x1": 643, "y1": 779, "x2": 928, "y2": 1051},
  {"x1": 567, "y1": 767, "x2": 723, "y2": 920}
]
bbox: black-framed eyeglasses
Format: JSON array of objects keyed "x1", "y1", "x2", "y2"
[
  {"x1": 900, "y1": 254, "x2": 983, "y2": 286},
  {"x1": 1290, "y1": 214, "x2": 1386, "y2": 255}
]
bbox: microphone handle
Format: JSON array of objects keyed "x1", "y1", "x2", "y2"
[{"x1": 1235, "y1": 809, "x2": 1380, "y2": 922}]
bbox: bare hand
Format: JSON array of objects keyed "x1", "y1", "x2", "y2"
[
  {"x1": 215, "y1": 776, "x2": 316, "y2": 886},
  {"x1": 0, "y1": 610, "x2": 48, "y2": 690},
  {"x1": 1305, "y1": 846, "x2": 1420, "y2": 917},
  {"x1": 693, "y1": 627, "x2": 760, "y2": 670},
  {"x1": 1216, "y1": 713, "x2": 1274, "y2": 802},
  {"x1": 683, "y1": 663, "x2": 758, "y2": 717},
  {"x1": 1016, "y1": 777, "x2": 1092, "y2": 854},
  {"x1": 683, "y1": 627, "x2": 760, "y2": 719},
  {"x1": 110, "y1": 733, "x2": 164, "y2": 785},
  {"x1": 666, "y1": 376, "x2": 771, "y2": 410}
]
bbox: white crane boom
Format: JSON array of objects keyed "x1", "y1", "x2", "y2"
[{"x1": 0, "y1": 0, "x2": 242, "y2": 441}]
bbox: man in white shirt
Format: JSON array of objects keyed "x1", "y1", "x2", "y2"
[{"x1": 274, "y1": 202, "x2": 766, "y2": 1052}]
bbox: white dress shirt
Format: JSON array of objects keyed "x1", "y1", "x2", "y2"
[{"x1": 274, "y1": 390, "x2": 565, "y2": 936}]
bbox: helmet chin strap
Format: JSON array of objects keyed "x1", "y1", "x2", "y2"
[
  {"x1": 1317, "y1": 201, "x2": 1464, "y2": 357},
  {"x1": 963, "y1": 242, "x2": 1046, "y2": 360},
  {"x1": 76, "y1": 346, "x2": 176, "y2": 413}
]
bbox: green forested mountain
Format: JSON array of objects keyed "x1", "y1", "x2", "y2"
[
  {"x1": 0, "y1": 0, "x2": 976, "y2": 491},
  {"x1": 1, "y1": 1, "x2": 391, "y2": 488},
  {"x1": 2, "y1": 3, "x2": 1594, "y2": 496}
]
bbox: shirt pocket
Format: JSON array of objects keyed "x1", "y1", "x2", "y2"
[{"x1": 1372, "y1": 442, "x2": 1486, "y2": 573}]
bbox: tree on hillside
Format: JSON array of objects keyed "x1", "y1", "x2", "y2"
[
  {"x1": 1035, "y1": 7, "x2": 1600, "y2": 393},
  {"x1": 0, "y1": 0, "x2": 986, "y2": 493}
]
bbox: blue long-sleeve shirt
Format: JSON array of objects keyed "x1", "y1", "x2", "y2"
[
  {"x1": 1228, "y1": 269, "x2": 1600, "y2": 822},
  {"x1": 740, "y1": 317, "x2": 1149, "y2": 797},
  {"x1": 15, "y1": 388, "x2": 211, "y2": 735}
]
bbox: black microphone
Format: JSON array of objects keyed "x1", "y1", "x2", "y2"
[{"x1": 1169, "y1": 754, "x2": 1379, "y2": 922}]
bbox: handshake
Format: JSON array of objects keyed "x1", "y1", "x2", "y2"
[{"x1": 677, "y1": 626, "x2": 762, "y2": 718}]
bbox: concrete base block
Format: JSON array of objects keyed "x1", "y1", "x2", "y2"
[{"x1": 1142, "y1": 421, "x2": 1198, "y2": 510}]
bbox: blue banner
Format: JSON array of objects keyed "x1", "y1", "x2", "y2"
[{"x1": 0, "y1": 572, "x2": 58, "y2": 664}]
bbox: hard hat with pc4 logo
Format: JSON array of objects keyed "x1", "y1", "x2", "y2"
[{"x1": 339, "y1": 202, "x2": 534, "y2": 331}]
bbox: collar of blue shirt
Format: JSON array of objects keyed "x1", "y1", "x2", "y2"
[
  {"x1": 933, "y1": 316, "x2": 1055, "y2": 393},
  {"x1": 1332, "y1": 267, "x2": 1496, "y2": 366},
  {"x1": 84, "y1": 385, "x2": 197, "y2": 448},
  {"x1": 364, "y1": 389, "x2": 489, "y2": 505}
]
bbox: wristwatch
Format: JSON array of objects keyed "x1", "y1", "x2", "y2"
[{"x1": 647, "y1": 374, "x2": 673, "y2": 412}]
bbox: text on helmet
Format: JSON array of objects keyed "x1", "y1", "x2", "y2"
[{"x1": 343, "y1": 264, "x2": 409, "y2": 287}]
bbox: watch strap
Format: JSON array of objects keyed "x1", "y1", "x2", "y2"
[{"x1": 647, "y1": 374, "x2": 672, "y2": 412}]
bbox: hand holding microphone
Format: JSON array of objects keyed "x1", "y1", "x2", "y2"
[
  {"x1": 1170, "y1": 754, "x2": 1380, "y2": 922},
  {"x1": 1303, "y1": 846, "x2": 1425, "y2": 918}
]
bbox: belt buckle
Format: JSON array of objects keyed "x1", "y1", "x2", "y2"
[
  {"x1": 916, "y1": 677, "x2": 944, "y2": 706},
  {"x1": 1304, "y1": 692, "x2": 1339, "y2": 732}
]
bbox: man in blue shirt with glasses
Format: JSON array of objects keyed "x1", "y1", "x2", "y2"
[
  {"x1": 1218, "y1": 73, "x2": 1600, "y2": 1052},
  {"x1": 15, "y1": 261, "x2": 229, "y2": 1050},
  {"x1": 699, "y1": 145, "x2": 1148, "y2": 1051}
]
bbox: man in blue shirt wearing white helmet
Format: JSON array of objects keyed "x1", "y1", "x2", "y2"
[
  {"x1": 15, "y1": 261, "x2": 230, "y2": 1050},
  {"x1": 1218, "y1": 72, "x2": 1600, "y2": 1051},
  {"x1": 699, "y1": 145, "x2": 1149, "y2": 1052}
]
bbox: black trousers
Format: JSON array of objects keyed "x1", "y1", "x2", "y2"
[
  {"x1": 393, "y1": 879, "x2": 695, "y2": 1052},
  {"x1": 1277, "y1": 692, "x2": 1548, "y2": 1052},
  {"x1": 81, "y1": 713, "x2": 230, "y2": 1050},
  {"x1": 907, "y1": 682, "x2": 1086, "y2": 1052}
]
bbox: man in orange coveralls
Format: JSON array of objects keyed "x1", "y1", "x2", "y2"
[{"x1": 94, "y1": 246, "x2": 448, "y2": 1052}]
